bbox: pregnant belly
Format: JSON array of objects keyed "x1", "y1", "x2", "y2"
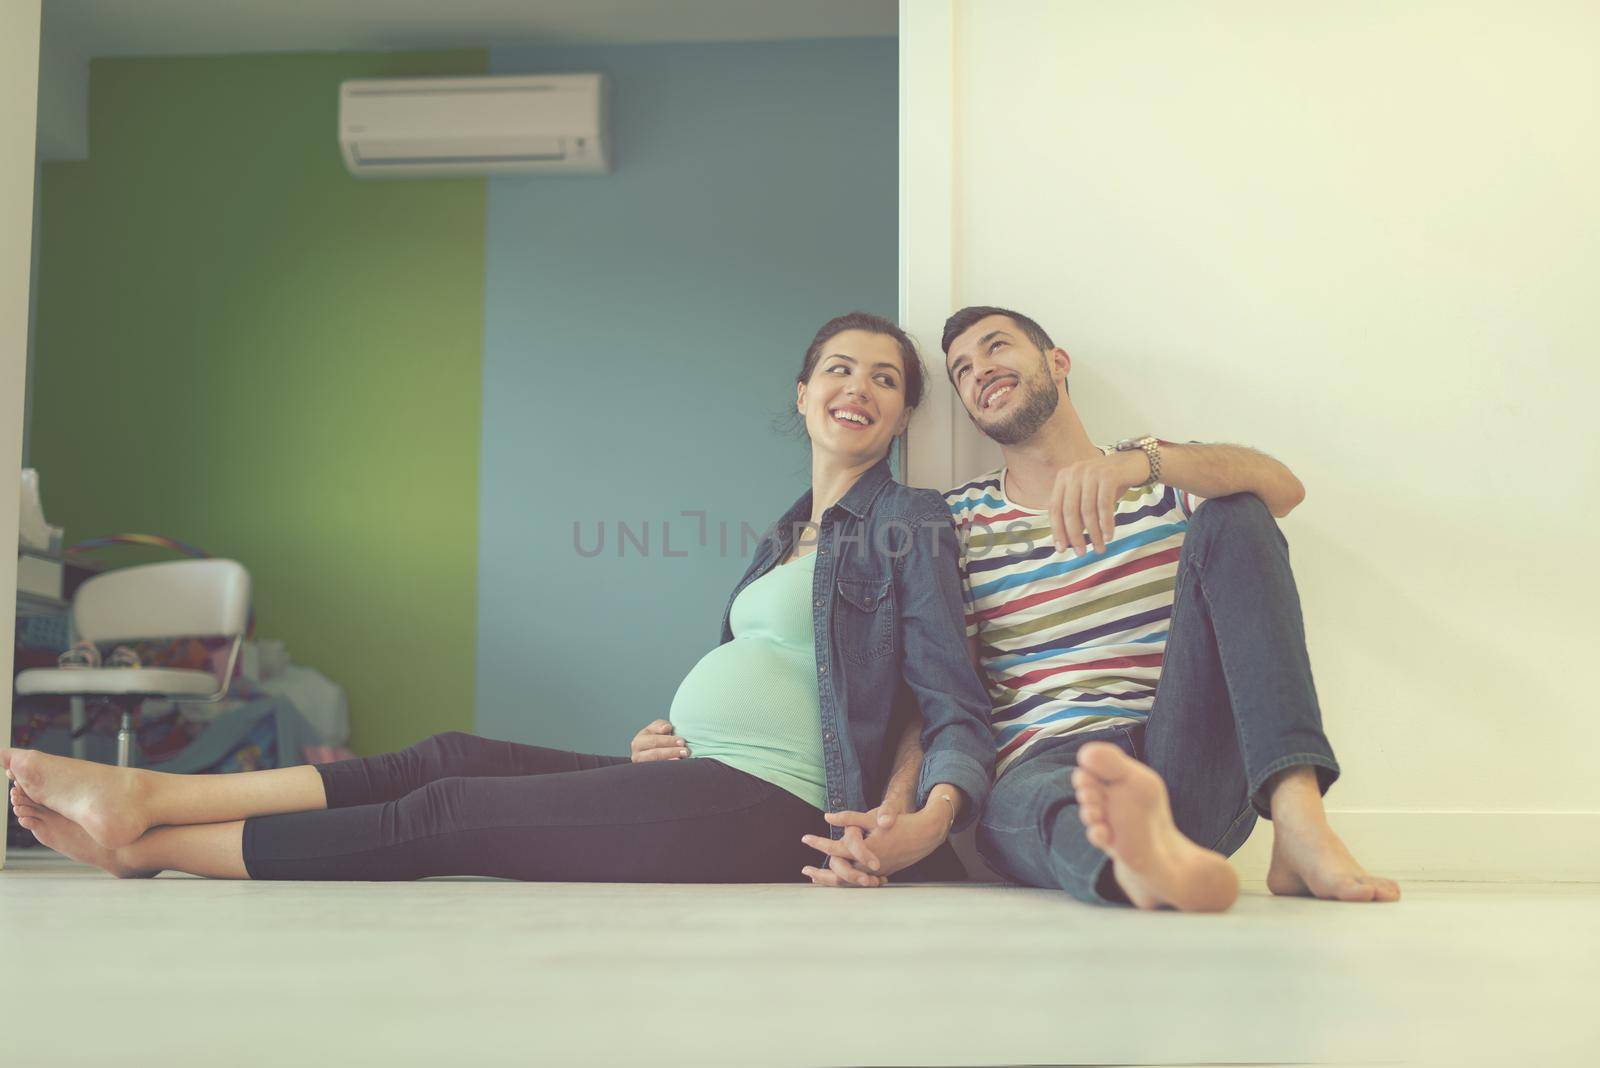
[{"x1": 668, "y1": 638, "x2": 819, "y2": 750}]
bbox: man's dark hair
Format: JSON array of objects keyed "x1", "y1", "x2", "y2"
[
  {"x1": 940, "y1": 305, "x2": 1055, "y2": 356},
  {"x1": 798, "y1": 311, "x2": 926, "y2": 409}
]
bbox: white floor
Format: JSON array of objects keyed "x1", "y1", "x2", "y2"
[{"x1": 1, "y1": 848, "x2": 1596, "y2": 1068}]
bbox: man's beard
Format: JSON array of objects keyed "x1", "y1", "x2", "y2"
[{"x1": 975, "y1": 372, "x2": 1060, "y2": 446}]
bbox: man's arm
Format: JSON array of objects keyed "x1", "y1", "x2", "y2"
[
  {"x1": 1156, "y1": 442, "x2": 1304, "y2": 518},
  {"x1": 880, "y1": 633, "x2": 983, "y2": 806},
  {"x1": 881, "y1": 709, "x2": 924, "y2": 811},
  {"x1": 1052, "y1": 442, "x2": 1305, "y2": 557},
  {"x1": 802, "y1": 636, "x2": 988, "y2": 887}
]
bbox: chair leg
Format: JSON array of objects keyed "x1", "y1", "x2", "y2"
[
  {"x1": 70, "y1": 696, "x2": 87, "y2": 760},
  {"x1": 116, "y1": 702, "x2": 138, "y2": 768}
]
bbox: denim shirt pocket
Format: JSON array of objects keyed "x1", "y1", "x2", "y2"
[{"x1": 835, "y1": 576, "x2": 895, "y2": 665}]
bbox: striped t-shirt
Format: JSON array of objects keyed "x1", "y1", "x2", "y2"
[{"x1": 945, "y1": 455, "x2": 1202, "y2": 776}]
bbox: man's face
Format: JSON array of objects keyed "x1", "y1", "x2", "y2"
[{"x1": 945, "y1": 314, "x2": 1063, "y2": 446}]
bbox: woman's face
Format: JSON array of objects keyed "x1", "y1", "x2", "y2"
[{"x1": 796, "y1": 329, "x2": 912, "y2": 465}]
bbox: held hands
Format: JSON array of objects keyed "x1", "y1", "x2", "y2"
[
  {"x1": 631, "y1": 720, "x2": 949, "y2": 888},
  {"x1": 1047, "y1": 450, "x2": 1147, "y2": 557},
  {"x1": 630, "y1": 719, "x2": 689, "y2": 763},
  {"x1": 800, "y1": 800, "x2": 950, "y2": 889}
]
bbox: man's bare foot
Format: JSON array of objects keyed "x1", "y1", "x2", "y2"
[
  {"x1": 10, "y1": 798, "x2": 155, "y2": 878},
  {"x1": 3, "y1": 748, "x2": 151, "y2": 849},
  {"x1": 1265, "y1": 767, "x2": 1400, "y2": 903},
  {"x1": 1073, "y1": 742, "x2": 1238, "y2": 912}
]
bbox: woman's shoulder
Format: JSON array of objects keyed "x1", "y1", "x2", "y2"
[{"x1": 870, "y1": 481, "x2": 955, "y2": 523}]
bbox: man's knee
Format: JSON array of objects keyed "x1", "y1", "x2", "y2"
[
  {"x1": 1190, "y1": 492, "x2": 1272, "y2": 530},
  {"x1": 1185, "y1": 493, "x2": 1284, "y2": 554}
]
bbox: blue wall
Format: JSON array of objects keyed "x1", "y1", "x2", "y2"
[{"x1": 476, "y1": 38, "x2": 898, "y2": 751}]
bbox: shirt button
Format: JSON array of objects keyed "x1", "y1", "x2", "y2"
[
  {"x1": 813, "y1": 598, "x2": 823, "y2": 608},
  {"x1": 832, "y1": 797, "x2": 843, "y2": 807},
  {"x1": 819, "y1": 664, "x2": 828, "y2": 675},
  {"x1": 823, "y1": 731, "x2": 834, "y2": 741}
]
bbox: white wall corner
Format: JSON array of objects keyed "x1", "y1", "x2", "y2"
[
  {"x1": 898, "y1": 0, "x2": 956, "y2": 492},
  {"x1": 1231, "y1": 811, "x2": 1600, "y2": 885},
  {"x1": 957, "y1": 810, "x2": 1600, "y2": 887}
]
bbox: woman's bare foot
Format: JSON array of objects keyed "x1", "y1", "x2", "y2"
[
  {"x1": 10, "y1": 798, "x2": 155, "y2": 878},
  {"x1": 1073, "y1": 742, "x2": 1238, "y2": 912},
  {"x1": 3, "y1": 747, "x2": 151, "y2": 849},
  {"x1": 1265, "y1": 767, "x2": 1400, "y2": 902}
]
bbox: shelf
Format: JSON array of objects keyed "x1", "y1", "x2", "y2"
[
  {"x1": 18, "y1": 546, "x2": 107, "y2": 570},
  {"x1": 17, "y1": 589, "x2": 71, "y2": 617}
]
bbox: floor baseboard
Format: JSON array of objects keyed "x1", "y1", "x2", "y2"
[
  {"x1": 949, "y1": 810, "x2": 1600, "y2": 885},
  {"x1": 1231, "y1": 810, "x2": 1600, "y2": 883}
]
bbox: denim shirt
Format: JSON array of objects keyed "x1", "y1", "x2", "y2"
[{"x1": 719, "y1": 458, "x2": 994, "y2": 836}]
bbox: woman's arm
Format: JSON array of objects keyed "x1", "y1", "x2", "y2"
[
  {"x1": 891, "y1": 503, "x2": 995, "y2": 832},
  {"x1": 803, "y1": 502, "x2": 994, "y2": 884}
]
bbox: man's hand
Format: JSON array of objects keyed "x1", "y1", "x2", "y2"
[
  {"x1": 630, "y1": 719, "x2": 690, "y2": 763},
  {"x1": 1047, "y1": 451, "x2": 1146, "y2": 557},
  {"x1": 800, "y1": 801, "x2": 949, "y2": 888}
]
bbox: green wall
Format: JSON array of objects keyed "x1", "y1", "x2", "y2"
[{"x1": 31, "y1": 51, "x2": 488, "y2": 756}]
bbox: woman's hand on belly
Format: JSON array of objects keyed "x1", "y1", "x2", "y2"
[{"x1": 630, "y1": 720, "x2": 690, "y2": 763}]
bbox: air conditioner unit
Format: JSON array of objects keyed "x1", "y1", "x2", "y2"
[{"x1": 339, "y1": 73, "x2": 609, "y2": 178}]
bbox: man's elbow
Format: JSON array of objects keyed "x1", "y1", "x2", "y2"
[{"x1": 1270, "y1": 477, "x2": 1306, "y2": 518}]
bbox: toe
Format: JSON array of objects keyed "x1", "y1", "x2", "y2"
[
  {"x1": 1335, "y1": 878, "x2": 1379, "y2": 903},
  {"x1": 1085, "y1": 821, "x2": 1113, "y2": 851},
  {"x1": 1076, "y1": 741, "x2": 1131, "y2": 781}
]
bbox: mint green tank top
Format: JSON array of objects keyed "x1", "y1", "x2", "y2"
[{"x1": 667, "y1": 553, "x2": 826, "y2": 810}]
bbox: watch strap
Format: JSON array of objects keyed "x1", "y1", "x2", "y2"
[{"x1": 1114, "y1": 435, "x2": 1162, "y2": 488}]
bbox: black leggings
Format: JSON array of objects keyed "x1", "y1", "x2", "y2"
[{"x1": 240, "y1": 731, "x2": 830, "y2": 882}]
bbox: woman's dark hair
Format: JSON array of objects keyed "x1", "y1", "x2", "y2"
[{"x1": 797, "y1": 312, "x2": 926, "y2": 410}]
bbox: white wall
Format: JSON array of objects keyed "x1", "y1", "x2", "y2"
[
  {"x1": 1, "y1": 1, "x2": 43, "y2": 872},
  {"x1": 904, "y1": 0, "x2": 1600, "y2": 879}
]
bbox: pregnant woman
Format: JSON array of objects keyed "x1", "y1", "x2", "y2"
[{"x1": 5, "y1": 312, "x2": 994, "y2": 886}]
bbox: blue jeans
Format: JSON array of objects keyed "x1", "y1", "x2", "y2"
[{"x1": 975, "y1": 494, "x2": 1341, "y2": 905}]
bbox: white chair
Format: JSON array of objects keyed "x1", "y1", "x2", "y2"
[{"x1": 15, "y1": 559, "x2": 252, "y2": 767}]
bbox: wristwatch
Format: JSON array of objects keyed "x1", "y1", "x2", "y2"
[{"x1": 1113, "y1": 435, "x2": 1162, "y2": 488}]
